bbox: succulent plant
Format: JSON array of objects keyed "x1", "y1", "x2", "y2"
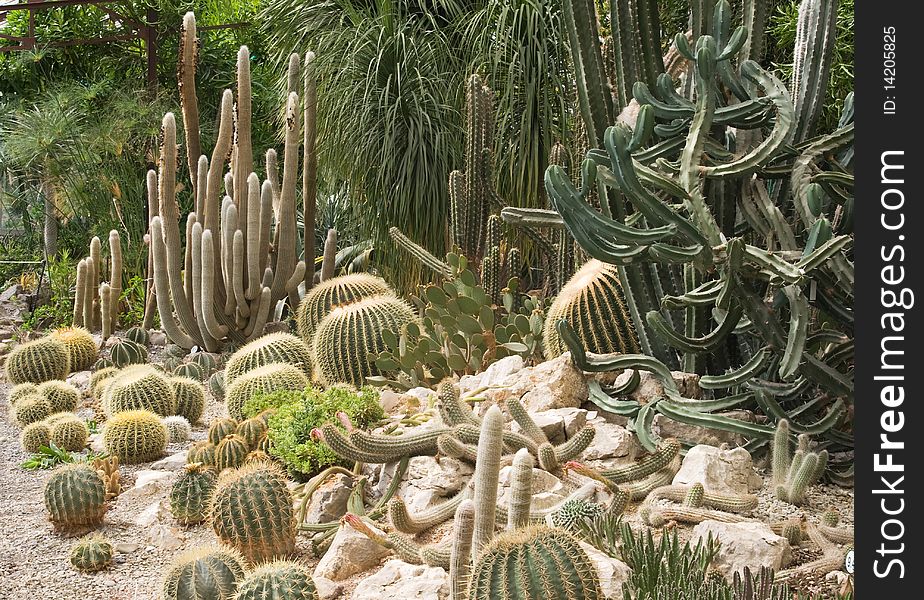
[
  {"x1": 772, "y1": 420, "x2": 827, "y2": 505},
  {"x1": 208, "y1": 371, "x2": 226, "y2": 401},
  {"x1": 190, "y1": 352, "x2": 220, "y2": 374},
  {"x1": 234, "y1": 560, "x2": 319, "y2": 600},
  {"x1": 20, "y1": 421, "x2": 52, "y2": 453},
  {"x1": 5, "y1": 336, "x2": 70, "y2": 384},
  {"x1": 89, "y1": 367, "x2": 119, "y2": 398},
  {"x1": 124, "y1": 326, "x2": 150, "y2": 346},
  {"x1": 550, "y1": 499, "x2": 604, "y2": 533},
  {"x1": 225, "y1": 363, "x2": 309, "y2": 421},
  {"x1": 225, "y1": 333, "x2": 312, "y2": 385},
  {"x1": 166, "y1": 343, "x2": 188, "y2": 359},
  {"x1": 70, "y1": 533, "x2": 114, "y2": 572},
  {"x1": 37, "y1": 380, "x2": 81, "y2": 413},
  {"x1": 102, "y1": 409, "x2": 169, "y2": 464},
  {"x1": 13, "y1": 393, "x2": 52, "y2": 426},
  {"x1": 312, "y1": 294, "x2": 418, "y2": 387},
  {"x1": 210, "y1": 461, "x2": 297, "y2": 563},
  {"x1": 161, "y1": 543, "x2": 247, "y2": 600},
  {"x1": 164, "y1": 415, "x2": 192, "y2": 443},
  {"x1": 295, "y1": 273, "x2": 393, "y2": 344},
  {"x1": 209, "y1": 417, "x2": 240, "y2": 445},
  {"x1": 109, "y1": 338, "x2": 149, "y2": 368},
  {"x1": 236, "y1": 417, "x2": 268, "y2": 450},
  {"x1": 51, "y1": 326, "x2": 99, "y2": 372},
  {"x1": 170, "y1": 376, "x2": 207, "y2": 423},
  {"x1": 49, "y1": 416, "x2": 90, "y2": 452},
  {"x1": 188, "y1": 440, "x2": 217, "y2": 468},
  {"x1": 44, "y1": 463, "x2": 107, "y2": 530},
  {"x1": 468, "y1": 525, "x2": 601, "y2": 600},
  {"x1": 93, "y1": 358, "x2": 115, "y2": 370},
  {"x1": 170, "y1": 463, "x2": 218, "y2": 525},
  {"x1": 8, "y1": 382, "x2": 38, "y2": 405},
  {"x1": 174, "y1": 362, "x2": 205, "y2": 381},
  {"x1": 103, "y1": 364, "x2": 177, "y2": 417},
  {"x1": 215, "y1": 434, "x2": 250, "y2": 471}
]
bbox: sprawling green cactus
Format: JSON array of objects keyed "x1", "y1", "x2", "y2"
[
  {"x1": 163, "y1": 415, "x2": 192, "y2": 443},
  {"x1": 225, "y1": 332, "x2": 312, "y2": 385},
  {"x1": 5, "y1": 336, "x2": 70, "y2": 384},
  {"x1": 188, "y1": 440, "x2": 217, "y2": 468},
  {"x1": 234, "y1": 560, "x2": 319, "y2": 600},
  {"x1": 44, "y1": 463, "x2": 107, "y2": 530},
  {"x1": 550, "y1": 499, "x2": 604, "y2": 533},
  {"x1": 103, "y1": 364, "x2": 176, "y2": 417},
  {"x1": 50, "y1": 416, "x2": 89, "y2": 452},
  {"x1": 103, "y1": 409, "x2": 169, "y2": 464},
  {"x1": 13, "y1": 393, "x2": 51, "y2": 426},
  {"x1": 161, "y1": 543, "x2": 246, "y2": 600},
  {"x1": 70, "y1": 533, "x2": 113, "y2": 572},
  {"x1": 646, "y1": 483, "x2": 757, "y2": 513},
  {"x1": 543, "y1": 259, "x2": 639, "y2": 358},
  {"x1": 124, "y1": 326, "x2": 150, "y2": 347},
  {"x1": 37, "y1": 380, "x2": 80, "y2": 413},
  {"x1": 51, "y1": 327, "x2": 99, "y2": 372},
  {"x1": 173, "y1": 362, "x2": 204, "y2": 381},
  {"x1": 209, "y1": 417, "x2": 240, "y2": 445},
  {"x1": 468, "y1": 525, "x2": 601, "y2": 600},
  {"x1": 296, "y1": 273, "x2": 393, "y2": 343},
  {"x1": 225, "y1": 363, "x2": 310, "y2": 421},
  {"x1": 210, "y1": 461, "x2": 297, "y2": 563},
  {"x1": 20, "y1": 421, "x2": 52, "y2": 453},
  {"x1": 216, "y1": 434, "x2": 250, "y2": 471},
  {"x1": 170, "y1": 463, "x2": 217, "y2": 525},
  {"x1": 312, "y1": 295, "x2": 418, "y2": 387},
  {"x1": 170, "y1": 376, "x2": 206, "y2": 423},
  {"x1": 236, "y1": 417, "x2": 268, "y2": 450},
  {"x1": 110, "y1": 338, "x2": 148, "y2": 368}
]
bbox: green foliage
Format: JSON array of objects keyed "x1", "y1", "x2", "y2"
[
  {"x1": 20, "y1": 441, "x2": 105, "y2": 470},
  {"x1": 225, "y1": 363, "x2": 311, "y2": 421},
  {"x1": 261, "y1": 386, "x2": 385, "y2": 478},
  {"x1": 21, "y1": 252, "x2": 76, "y2": 330}
]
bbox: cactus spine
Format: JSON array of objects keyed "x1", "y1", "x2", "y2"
[
  {"x1": 50, "y1": 326, "x2": 98, "y2": 371},
  {"x1": 234, "y1": 561, "x2": 319, "y2": 600},
  {"x1": 170, "y1": 463, "x2": 217, "y2": 525},
  {"x1": 102, "y1": 410, "x2": 169, "y2": 464}
]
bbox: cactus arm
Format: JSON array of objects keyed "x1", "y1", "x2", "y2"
[
  {"x1": 231, "y1": 230, "x2": 250, "y2": 318},
  {"x1": 303, "y1": 51, "x2": 318, "y2": 290},
  {"x1": 698, "y1": 348, "x2": 771, "y2": 389},
  {"x1": 791, "y1": 0, "x2": 837, "y2": 142},
  {"x1": 505, "y1": 397, "x2": 549, "y2": 445},
  {"x1": 150, "y1": 218, "x2": 197, "y2": 348},
  {"x1": 500, "y1": 207, "x2": 565, "y2": 229},
  {"x1": 198, "y1": 229, "x2": 230, "y2": 342},
  {"x1": 190, "y1": 222, "x2": 219, "y2": 352},
  {"x1": 778, "y1": 286, "x2": 809, "y2": 380},
  {"x1": 472, "y1": 405, "x2": 503, "y2": 559},
  {"x1": 646, "y1": 303, "x2": 742, "y2": 354},
  {"x1": 107, "y1": 230, "x2": 122, "y2": 332},
  {"x1": 221, "y1": 199, "x2": 237, "y2": 316},
  {"x1": 74, "y1": 259, "x2": 87, "y2": 327},
  {"x1": 449, "y1": 500, "x2": 474, "y2": 600},
  {"x1": 312, "y1": 425, "x2": 393, "y2": 464},
  {"x1": 553, "y1": 425, "x2": 596, "y2": 464},
  {"x1": 234, "y1": 47, "x2": 253, "y2": 226},
  {"x1": 178, "y1": 13, "x2": 201, "y2": 200},
  {"x1": 507, "y1": 448, "x2": 534, "y2": 529},
  {"x1": 563, "y1": 0, "x2": 614, "y2": 147},
  {"x1": 656, "y1": 400, "x2": 775, "y2": 439},
  {"x1": 389, "y1": 227, "x2": 452, "y2": 277},
  {"x1": 205, "y1": 91, "x2": 234, "y2": 282},
  {"x1": 99, "y1": 284, "x2": 112, "y2": 340},
  {"x1": 244, "y1": 174, "x2": 261, "y2": 300},
  {"x1": 270, "y1": 92, "x2": 300, "y2": 303},
  {"x1": 320, "y1": 229, "x2": 337, "y2": 282},
  {"x1": 348, "y1": 427, "x2": 450, "y2": 458},
  {"x1": 388, "y1": 490, "x2": 468, "y2": 534},
  {"x1": 243, "y1": 287, "x2": 271, "y2": 341},
  {"x1": 792, "y1": 124, "x2": 855, "y2": 228}
]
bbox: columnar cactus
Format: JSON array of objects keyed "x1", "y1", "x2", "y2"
[
  {"x1": 20, "y1": 421, "x2": 52, "y2": 453},
  {"x1": 70, "y1": 533, "x2": 114, "y2": 572},
  {"x1": 37, "y1": 380, "x2": 80, "y2": 413},
  {"x1": 103, "y1": 365, "x2": 176, "y2": 417},
  {"x1": 5, "y1": 336, "x2": 70, "y2": 384},
  {"x1": 216, "y1": 434, "x2": 250, "y2": 471},
  {"x1": 468, "y1": 525, "x2": 602, "y2": 600},
  {"x1": 471, "y1": 405, "x2": 504, "y2": 559},
  {"x1": 170, "y1": 376, "x2": 206, "y2": 423},
  {"x1": 225, "y1": 363, "x2": 310, "y2": 421},
  {"x1": 210, "y1": 461, "x2": 297, "y2": 563},
  {"x1": 50, "y1": 416, "x2": 90, "y2": 451},
  {"x1": 50, "y1": 327, "x2": 99, "y2": 371},
  {"x1": 44, "y1": 463, "x2": 107, "y2": 530},
  {"x1": 163, "y1": 415, "x2": 192, "y2": 443},
  {"x1": 225, "y1": 332, "x2": 313, "y2": 385},
  {"x1": 295, "y1": 273, "x2": 394, "y2": 344},
  {"x1": 233, "y1": 561, "x2": 319, "y2": 600},
  {"x1": 102, "y1": 409, "x2": 169, "y2": 464},
  {"x1": 170, "y1": 463, "x2": 218, "y2": 525},
  {"x1": 161, "y1": 543, "x2": 247, "y2": 600},
  {"x1": 772, "y1": 420, "x2": 827, "y2": 505},
  {"x1": 110, "y1": 338, "x2": 148, "y2": 368},
  {"x1": 311, "y1": 295, "x2": 418, "y2": 387}
]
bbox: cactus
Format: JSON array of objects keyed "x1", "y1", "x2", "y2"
[
  {"x1": 507, "y1": 448, "x2": 534, "y2": 529},
  {"x1": 20, "y1": 421, "x2": 52, "y2": 453},
  {"x1": 37, "y1": 380, "x2": 80, "y2": 413},
  {"x1": 103, "y1": 364, "x2": 176, "y2": 417},
  {"x1": 5, "y1": 336, "x2": 70, "y2": 384},
  {"x1": 51, "y1": 327, "x2": 99, "y2": 371},
  {"x1": 124, "y1": 326, "x2": 150, "y2": 346},
  {"x1": 209, "y1": 417, "x2": 240, "y2": 445},
  {"x1": 646, "y1": 484, "x2": 757, "y2": 513},
  {"x1": 91, "y1": 455, "x2": 121, "y2": 500},
  {"x1": 225, "y1": 363, "x2": 310, "y2": 421},
  {"x1": 44, "y1": 463, "x2": 107, "y2": 530},
  {"x1": 216, "y1": 434, "x2": 250, "y2": 471},
  {"x1": 225, "y1": 332, "x2": 312, "y2": 385},
  {"x1": 13, "y1": 394, "x2": 51, "y2": 426},
  {"x1": 236, "y1": 417, "x2": 268, "y2": 450},
  {"x1": 50, "y1": 416, "x2": 89, "y2": 451},
  {"x1": 174, "y1": 362, "x2": 204, "y2": 381},
  {"x1": 471, "y1": 405, "x2": 504, "y2": 559},
  {"x1": 169, "y1": 376, "x2": 206, "y2": 424},
  {"x1": 70, "y1": 533, "x2": 114, "y2": 572},
  {"x1": 190, "y1": 352, "x2": 220, "y2": 374},
  {"x1": 170, "y1": 463, "x2": 217, "y2": 525},
  {"x1": 598, "y1": 438, "x2": 681, "y2": 484},
  {"x1": 161, "y1": 543, "x2": 246, "y2": 600},
  {"x1": 450, "y1": 500, "x2": 475, "y2": 600},
  {"x1": 89, "y1": 366, "x2": 119, "y2": 399},
  {"x1": 772, "y1": 421, "x2": 825, "y2": 505},
  {"x1": 210, "y1": 461, "x2": 297, "y2": 563},
  {"x1": 103, "y1": 409, "x2": 169, "y2": 464},
  {"x1": 234, "y1": 560, "x2": 319, "y2": 600},
  {"x1": 110, "y1": 338, "x2": 148, "y2": 368},
  {"x1": 208, "y1": 371, "x2": 226, "y2": 400},
  {"x1": 295, "y1": 273, "x2": 394, "y2": 343},
  {"x1": 312, "y1": 295, "x2": 418, "y2": 387},
  {"x1": 543, "y1": 260, "x2": 640, "y2": 358},
  {"x1": 8, "y1": 382, "x2": 38, "y2": 405},
  {"x1": 188, "y1": 440, "x2": 217, "y2": 468},
  {"x1": 164, "y1": 415, "x2": 192, "y2": 443},
  {"x1": 468, "y1": 525, "x2": 601, "y2": 600},
  {"x1": 550, "y1": 499, "x2": 604, "y2": 533}
]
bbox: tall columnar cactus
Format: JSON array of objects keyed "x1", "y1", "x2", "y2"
[
  {"x1": 50, "y1": 326, "x2": 98, "y2": 371},
  {"x1": 170, "y1": 463, "x2": 217, "y2": 525},
  {"x1": 103, "y1": 365, "x2": 177, "y2": 417},
  {"x1": 225, "y1": 363, "x2": 309, "y2": 421},
  {"x1": 149, "y1": 13, "x2": 309, "y2": 352},
  {"x1": 234, "y1": 561, "x2": 319, "y2": 600},
  {"x1": 73, "y1": 231, "x2": 123, "y2": 333},
  {"x1": 170, "y1": 376, "x2": 206, "y2": 423},
  {"x1": 772, "y1": 420, "x2": 827, "y2": 505},
  {"x1": 295, "y1": 274, "x2": 393, "y2": 344},
  {"x1": 4, "y1": 336, "x2": 70, "y2": 384},
  {"x1": 543, "y1": 259, "x2": 639, "y2": 359},
  {"x1": 471, "y1": 405, "x2": 504, "y2": 559},
  {"x1": 103, "y1": 409, "x2": 169, "y2": 464},
  {"x1": 791, "y1": 0, "x2": 837, "y2": 143},
  {"x1": 70, "y1": 534, "x2": 114, "y2": 572},
  {"x1": 210, "y1": 461, "x2": 297, "y2": 563},
  {"x1": 225, "y1": 332, "x2": 313, "y2": 385},
  {"x1": 109, "y1": 338, "x2": 148, "y2": 368},
  {"x1": 468, "y1": 525, "x2": 602, "y2": 600},
  {"x1": 161, "y1": 544, "x2": 247, "y2": 600},
  {"x1": 44, "y1": 463, "x2": 107, "y2": 530},
  {"x1": 311, "y1": 295, "x2": 418, "y2": 387}
]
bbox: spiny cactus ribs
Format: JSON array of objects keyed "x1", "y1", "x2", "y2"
[
  {"x1": 161, "y1": 542, "x2": 246, "y2": 600},
  {"x1": 44, "y1": 464, "x2": 107, "y2": 530},
  {"x1": 103, "y1": 409, "x2": 168, "y2": 464},
  {"x1": 5, "y1": 336, "x2": 70, "y2": 384}
]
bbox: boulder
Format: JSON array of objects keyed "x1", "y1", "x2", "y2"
[
  {"x1": 612, "y1": 369, "x2": 702, "y2": 403},
  {"x1": 350, "y1": 560, "x2": 448, "y2": 600},
  {"x1": 149, "y1": 330, "x2": 167, "y2": 346},
  {"x1": 314, "y1": 576, "x2": 344, "y2": 600},
  {"x1": 581, "y1": 420, "x2": 638, "y2": 461},
  {"x1": 119, "y1": 470, "x2": 172, "y2": 502},
  {"x1": 314, "y1": 523, "x2": 390, "y2": 581},
  {"x1": 398, "y1": 456, "x2": 473, "y2": 514},
  {"x1": 691, "y1": 521, "x2": 792, "y2": 580},
  {"x1": 303, "y1": 473, "x2": 353, "y2": 524},
  {"x1": 458, "y1": 355, "x2": 525, "y2": 395},
  {"x1": 497, "y1": 466, "x2": 567, "y2": 512},
  {"x1": 480, "y1": 353, "x2": 587, "y2": 413},
  {"x1": 673, "y1": 444, "x2": 761, "y2": 495},
  {"x1": 580, "y1": 542, "x2": 632, "y2": 599},
  {"x1": 150, "y1": 452, "x2": 189, "y2": 472}
]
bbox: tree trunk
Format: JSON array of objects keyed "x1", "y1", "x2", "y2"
[{"x1": 42, "y1": 184, "x2": 58, "y2": 259}]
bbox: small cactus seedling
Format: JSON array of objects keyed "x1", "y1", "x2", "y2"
[{"x1": 70, "y1": 533, "x2": 114, "y2": 572}]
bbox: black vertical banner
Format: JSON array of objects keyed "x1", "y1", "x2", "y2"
[{"x1": 855, "y1": 1, "x2": 918, "y2": 594}]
